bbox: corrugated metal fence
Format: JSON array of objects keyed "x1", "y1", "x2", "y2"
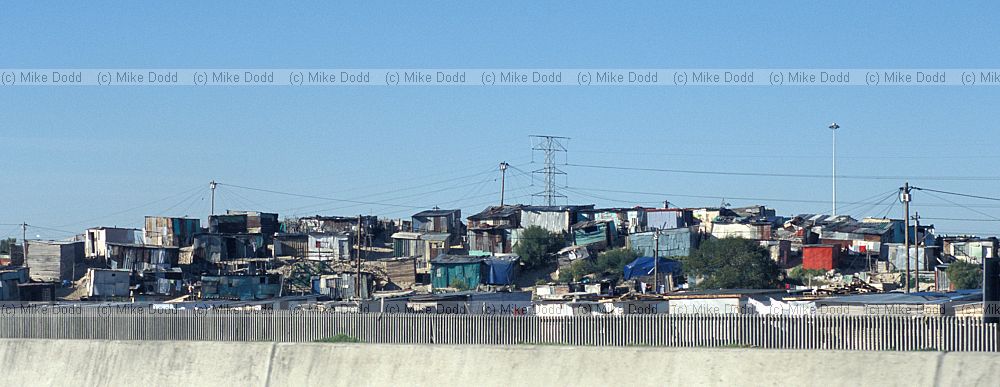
[{"x1": 0, "y1": 309, "x2": 996, "y2": 351}]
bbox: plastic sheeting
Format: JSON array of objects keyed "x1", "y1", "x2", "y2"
[
  {"x1": 623, "y1": 256, "x2": 682, "y2": 280},
  {"x1": 485, "y1": 256, "x2": 519, "y2": 285}
]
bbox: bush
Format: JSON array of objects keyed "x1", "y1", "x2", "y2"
[
  {"x1": 449, "y1": 278, "x2": 469, "y2": 290},
  {"x1": 786, "y1": 266, "x2": 828, "y2": 285},
  {"x1": 513, "y1": 226, "x2": 565, "y2": 270},
  {"x1": 946, "y1": 261, "x2": 982, "y2": 289},
  {"x1": 314, "y1": 334, "x2": 360, "y2": 343},
  {"x1": 558, "y1": 248, "x2": 638, "y2": 283},
  {"x1": 682, "y1": 237, "x2": 782, "y2": 289}
]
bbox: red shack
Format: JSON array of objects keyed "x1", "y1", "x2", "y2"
[{"x1": 802, "y1": 244, "x2": 839, "y2": 270}]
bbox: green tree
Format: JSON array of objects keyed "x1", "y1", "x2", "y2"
[
  {"x1": 682, "y1": 237, "x2": 782, "y2": 289},
  {"x1": 513, "y1": 226, "x2": 564, "y2": 270},
  {"x1": 946, "y1": 261, "x2": 982, "y2": 290}
]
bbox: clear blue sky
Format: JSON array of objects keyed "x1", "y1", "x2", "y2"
[{"x1": 2, "y1": 1, "x2": 999, "y2": 239}]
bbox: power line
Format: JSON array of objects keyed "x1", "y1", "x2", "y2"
[
  {"x1": 217, "y1": 183, "x2": 428, "y2": 210},
  {"x1": 277, "y1": 166, "x2": 500, "y2": 214},
  {"x1": 912, "y1": 187, "x2": 1000, "y2": 202},
  {"x1": 921, "y1": 217, "x2": 1000, "y2": 222},
  {"x1": 564, "y1": 162, "x2": 1000, "y2": 181},
  {"x1": 919, "y1": 190, "x2": 1000, "y2": 221}
]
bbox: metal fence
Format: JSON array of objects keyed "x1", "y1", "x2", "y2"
[{"x1": 0, "y1": 309, "x2": 996, "y2": 351}]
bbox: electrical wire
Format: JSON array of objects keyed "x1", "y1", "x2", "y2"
[{"x1": 564, "y1": 162, "x2": 1000, "y2": 181}]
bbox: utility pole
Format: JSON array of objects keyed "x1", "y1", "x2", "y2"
[
  {"x1": 901, "y1": 182, "x2": 912, "y2": 293},
  {"x1": 209, "y1": 180, "x2": 217, "y2": 215},
  {"x1": 653, "y1": 230, "x2": 660, "y2": 294},
  {"x1": 499, "y1": 161, "x2": 509, "y2": 206},
  {"x1": 21, "y1": 222, "x2": 27, "y2": 264},
  {"x1": 829, "y1": 123, "x2": 840, "y2": 217},
  {"x1": 356, "y1": 214, "x2": 362, "y2": 298},
  {"x1": 530, "y1": 135, "x2": 569, "y2": 206},
  {"x1": 913, "y1": 212, "x2": 921, "y2": 292}
]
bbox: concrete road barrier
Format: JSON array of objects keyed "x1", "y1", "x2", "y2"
[{"x1": 0, "y1": 339, "x2": 996, "y2": 386}]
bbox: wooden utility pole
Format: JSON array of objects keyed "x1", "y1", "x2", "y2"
[
  {"x1": 901, "y1": 182, "x2": 912, "y2": 293},
  {"x1": 356, "y1": 215, "x2": 362, "y2": 297},
  {"x1": 499, "y1": 161, "x2": 509, "y2": 206}
]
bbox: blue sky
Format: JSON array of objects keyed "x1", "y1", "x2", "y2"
[{"x1": 2, "y1": 1, "x2": 1000, "y2": 238}]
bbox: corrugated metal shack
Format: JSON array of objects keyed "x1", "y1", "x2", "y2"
[
  {"x1": 144, "y1": 216, "x2": 201, "y2": 247},
  {"x1": 392, "y1": 232, "x2": 451, "y2": 271},
  {"x1": 802, "y1": 244, "x2": 838, "y2": 270},
  {"x1": 226, "y1": 210, "x2": 280, "y2": 234},
  {"x1": 200, "y1": 274, "x2": 281, "y2": 300},
  {"x1": 0, "y1": 268, "x2": 29, "y2": 301},
  {"x1": 84, "y1": 227, "x2": 143, "y2": 259},
  {"x1": 0, "y1": 238, "x2": 23, "y2": 266},
  {"x1": 467, "y1": 205, "x2": 521, "y2": 255},
  {"x1": 192, "y1": 234, "x2": 267, "y2": 263},
  {"x1": 306, "y1": 233, "x2": 351, "y2": 261},
  {"x1": 283, "y1": 215, "x2": 375, "y2": 234},
  {"x1": 106, "y1": 243, "x2": 179, "y2": 271},
  {"x1": 86, "y1": 268, "x2": 131, "y2": 299},
  {"x1": 273, "y1": 233, "x2": 308, "y2": 257},
  {"x1": 939, "y1": 236, "x2": 998, "y2": 264},
  {"x1": 627, "y1": 227, "x2": 699, "y2": 258},
  {"x1": 709, "y1": 223, "x2": 772, "y2": 240},
  {"x1": 24, "y1": 240, "x2": 84, "y2": 282},
  {"x1": 412, "y1": 209, "x2": 463, "y2": 236},
  {"x1": 274, "y1": 233, "x2": 351, "y2": 261},
  {"x1": 520, "y1": 205, "x2": 594, "y2": 234},
  {"x1": 571, "y1": 220, "x2": 615, "y2": 249},
  {"x1": 431, "y1": 255, "x2": 487, "y2": 289},
  {"x1": 645, "y1": 208, "x2": 689, "y2": 230},
  {"x1": 311, "y1": 272, "x2": 373, "y2": 299},
  {"x1": 577, "y1": 208, "x2": 629, "y2": 233},
  {"x1": 374, "y1": 257, "x2": 417, "y2": 289},
  {"x1": 17, "y1": 282, "x2": 56, "y2": 301},
  {"x1": 883, "y1": 243, "x2": 940, "y2": 271},
  {"x1": 209, "y1": 214, "x2": 248, "y2": 234}
]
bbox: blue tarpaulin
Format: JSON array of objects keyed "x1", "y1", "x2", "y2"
[
  {"x1": 623, "y1": 257, "x2": 682, "y2": 280},
  {"x1": 484, "y1": 256, "x2": 519, "y2": 285}
]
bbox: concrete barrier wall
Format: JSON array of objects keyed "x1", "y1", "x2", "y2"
[{"x1": 0, "y1": 339, "x2": 997, "y2": 386}]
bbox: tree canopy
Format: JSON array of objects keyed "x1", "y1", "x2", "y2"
[
  {"x1": 682, "y1": 237, "x2": 782, "y2": 289},
  {"x1": 513, "y1": 226, "x2": 564, "y2": 270},
  {"x1": 946, "y1": 261, "x2": 982, "y2": 290}
]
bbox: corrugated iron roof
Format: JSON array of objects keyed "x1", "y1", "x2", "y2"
[
  {"x1": 430, "y1": 254, "x2": 486, "y2": 265},
  {"x1": 413, "y1": 209, "x2": 460, "y2": 218}
]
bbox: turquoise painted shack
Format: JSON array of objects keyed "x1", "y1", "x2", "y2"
[{"x1": 430, "y1": 255, "x2": 486, "y2": 289}]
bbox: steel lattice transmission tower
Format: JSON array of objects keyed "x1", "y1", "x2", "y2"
[{"x1": 530, "y1": 135, "x2": 569, "y2": 206}]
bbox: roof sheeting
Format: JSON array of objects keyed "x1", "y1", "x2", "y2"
[{"x1": 623, "y1": 256, "x2": 682, "y2": 280}]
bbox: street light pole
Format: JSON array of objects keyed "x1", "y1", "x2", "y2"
[{"x1": 829, "y1": 123, "x2": 840, "y2": 217}]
